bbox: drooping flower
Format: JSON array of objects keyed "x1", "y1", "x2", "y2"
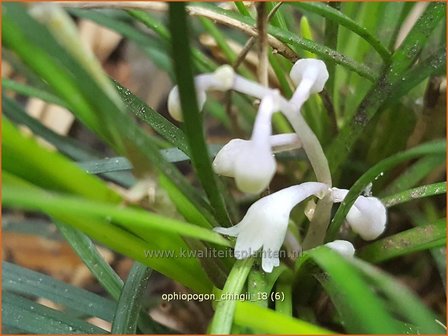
[
  {"x1": 289, "y1": 59, "x2": 329, "y2": 108},
  {"x1": 167, "y1": 65, "x2": 235, "y2": 121},
  {"x1": 214, "y1": 182, "x2": 329, "y2": 272},
  {"x1": 213, "y1": 133, "x2": 301, "y2": 194},
  {"x1": 168, "y1": 87, "x2": 206, "y2": 122},
  {"x1": 331, "y1": 188, "x2": 387, "y2": 240},
  {"x1": 325, "y1": 240, "x2": 355, "y2": 257},
  {"x1": 212, "y1": 94, "x2": 281, "y2": 194}
]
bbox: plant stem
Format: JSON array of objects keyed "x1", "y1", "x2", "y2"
[
  {"x1": 248, "y1": 267, "x2": 269, "y2": 308},
  {"x1": 302, "y1": 194, "x2": 333, "y2": 250},
  {"x1": 275, "y1": 273, "x2": 293, "y2": 316},
  {"x1": 282, "y1": 107, "x2": 332, "y2": 185},
  {"x1": 256, "y1": 3, "x2": 268, "y2": 86},
  {"x1": 209, "y1": 258, "x2": 254, "y2": 334}
]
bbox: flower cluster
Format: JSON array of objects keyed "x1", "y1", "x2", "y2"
[{"x1": 168, "y1": 59, "x2": 387, "y2": 273}]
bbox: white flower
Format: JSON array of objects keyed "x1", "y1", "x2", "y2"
[
  {"x1": 331, "y1": 188, "x2": 387, "y2": 240},
  {"x1": 214, "y1": 182, "x2": 329, "y2": 272},
  {"x1": 212, "y1": 133, "x2": 301, "y2": 194},
  {"x1": 325, "y1": 240, "x2": 355, "y2": 257},
  {"x1": 168, "y1": 87, "x2": 206, "y2": 122},
  {"x1": 212, "y1": 94, "x2": 281, "y2": 194},
  {"x1": 212, "y1": 138, "x2": 275, "y2": 194},
  {"x1": 290, "y1": 59, "x2": 329, "y2": 95},
  {"x1": 167, "y1": 65, "x2": 235, "y2": 121},
  {"x1": 289, "y1": 59, "x2": 329, "y2": 107}
]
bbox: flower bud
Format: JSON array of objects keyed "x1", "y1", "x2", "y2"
[
  {"x1": 212, "y1": 139, "x2": 275, "y2": 194},
  {"x1": 331, "y1": 188, "x2": 387, "y2": 241},
  {"x1": 167, "y1": 65, "x2": 235, "y2": 122},
  {"x1": 325, "y1": 240, "x2": 355, "y2": 257},
  {"x1": 290, "y1": 59, "x2": 329, "y2": 94},
  {"x1": 167, "y1": 86, "x2": 206, "y2": 122}
]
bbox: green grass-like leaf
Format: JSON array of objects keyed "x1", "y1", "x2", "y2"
[
  {"x1": 290, "y1": 2, "x2": 391, "y2": 61},
  {"x1": 77, "y1": 146, "x2": 223, "y2": 175},
  {"x1": 295, "y1": 247, "x2": 443, "y2": 333},
  {"x1": 3, "y1": 291, "x2": 108, "y2": 334},
  {"x1": 111, "y1": 262, "x2": 166, "y2": 334},
  {"x1": 382, "y1": 182, "x2": 446, "y2": 207},
  {"x1": 50, "y1": 227, "x2": 170, "y2": 333},
  {"x1": 326, "y1": 2, "x2": 445, "y2": 174},
  {"x1": 67, "y1": 8, "x2": 175, "y2": 76},
  {"x1": 382, "y1": 156, "x2": 445, "y2": 196},
  {"x1": 234, "y1": 301, "x2": 332, "y2": 334},
  {"x1": 351, "y1": 258, "x2": 445, "y2": 334},
  {"x1": 3, "y1": 78, "x2": 67, "y2": 107},
  {"x1": 295, "y1": 247, "x2": 402, "y2": 333},
  {"x1": 3, "y1": 117, "x2": 121, "y2": 203},
  {"x1": 4, "y1": 186, "x2": 231, "y2": 248},
  {"x1": 384, "y1": 48, "x2": 446, "y2": 107},
  {"x1": 169, "y1": 2, "x2": 231, "y2": 227},
  {"x1": 54, "y1": 222, "x2": 124, "y2": 301},
  {"x1": 389, "y1": 2, "x2": 446, "y2": 78},
  {"x1": 3, "y1": 96, "x2": 135, "y2": 188},
  {"x1": 357, "y1": 219, "x2": 446, "y2": 263},
  {"x1": 4, "y1": 171, "x2": 212, "y2": 293},
  {"x1": 209, "y1": 258, "x2": 254, "y2": 333},
  {"x1": 113, "y1": 80, "x2": 190, "y2": 155},
  {"x1": 3, "y1": 262, "x2": 116, "y2": 322},
  {"x1": 4, "y1": 3, "x2": 219, "y2": 228},
  {"x1": 3, "y1": 95, "x2": 94, "y2": 161}
]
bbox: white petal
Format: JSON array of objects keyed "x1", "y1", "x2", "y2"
[
  {"x1": 233, "y1": 145, "x2": 276, "y2": 194},
  {"x1": 270, "y1": 133, "x2": 302, "y2": 153},
  {"x1": 272, "y1": 182, "x2": 329, "y2": 210},
  {"x1": 289, "y1": 59, "x2": 329, "y2": 94},
  {"x1": 261, "y1": 224, "x2": 288, "y2": 273},
  {"x1": 167, "y1": 87, "x2": 182, "y2": 121},
  {"x1": 212, "y1": 139, "x2": 248, "y2": 177},
  {"x1": 325, "y1": 240, "x2": 355, "y2": 257},
  {"x1": 251, "y1": 94, "x2": 277, "y2": 143},
  {"x1": 330, "y1": 187, "x2": 349, "y2": 203},
  {"x1": 213, "y1": 224, "x2": 242, "y2": 237},
  {"x1": 213, "y1": 135, "x2": 300, "y2": 181},
  {"x1": 167, "y1": 86, "x2": 206, "y2": 122},
  {"x1": 212, "y1": 65, "x2": 235, "y2": 91},
  {"x1": 233, "y1": 221, "x2": 264, "y2": 260},
  {"x1": 346, "y1": 196, "x2": 387, "y2": 240},
  {"x1": 195, "y1": 65, "x2": 235, "y2": 92}
]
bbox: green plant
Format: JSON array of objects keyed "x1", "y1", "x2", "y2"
[{"x1": 3, "y1": 2, "x2": 446, "y2": 334}]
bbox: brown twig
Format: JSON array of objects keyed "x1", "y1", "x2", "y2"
[
  {"x1": 233, "y1": 2, "x2": 288, "y2": 71},
  {"x1": 256, "y1": 3, "x2": 268, "y2": 86},
  {"x1": 233, "y1": 38, "x2": 257, "y2": 70},
  {"x1": 228, "y1": 2, "x2": 287, "y2": 136},
  {"x1": 186, "y1": 6, "x2": 297, "y2": 62}
]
